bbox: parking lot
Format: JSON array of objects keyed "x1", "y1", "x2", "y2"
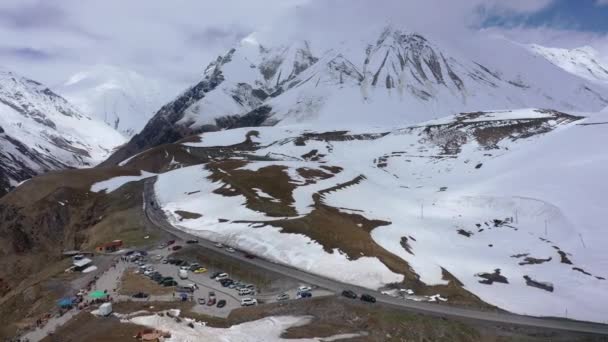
[{"x1": 125, "y1": 240, "x2": 333, "y2": 318}]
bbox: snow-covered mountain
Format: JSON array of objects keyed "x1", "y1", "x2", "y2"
[
  {"x1": 106, "y1": 25, "x2": 608, "y2": 165},
  {"x1": 0, "y1": 69, "x2": 125, "y2": 196},
  {"x1": 58, "y1": 65, "x2": 175, "y2": 137},
  {"x1": 528, "y1": 44, "x2": 608, "y2": 85}
]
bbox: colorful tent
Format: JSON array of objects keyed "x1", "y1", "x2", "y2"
[
  {"x1": 89, "y1": 290, "x2": 107, "y2": 299},
  {"x1": 58, "y1": 298, "x2": 73, "y2": 308}
]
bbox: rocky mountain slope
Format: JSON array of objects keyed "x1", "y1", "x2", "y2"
[
  {"x1": 104, "y1": 25, "x2": 608, "y2": 165},
  {"x1": 100, "y1": 108, "x2": 608, "y2": 322},
  {"x1": 528, "y1": 44, "x2": 608, "y2": 85},
  {"x1": 0, "y1": 69, "x2": 125, "y2": 196},
  {"x1": 58, "y1": 65, "x2": 175, "y2": 137}
]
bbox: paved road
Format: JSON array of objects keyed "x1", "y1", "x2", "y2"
[{"x1": 142, "y1": 178, "x2": 608, "y2": 335}]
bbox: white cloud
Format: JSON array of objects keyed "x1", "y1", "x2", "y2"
[
  {"x1": 596, "y1": 0, "x2": 608, "y2": 6},
  {"x1": 2, "y1": 0, "x2": 605, "y2": 111}
]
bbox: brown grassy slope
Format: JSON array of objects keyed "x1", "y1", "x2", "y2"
[{"x1": 0, "y1": 167, "x2": 159, "y2": 339}]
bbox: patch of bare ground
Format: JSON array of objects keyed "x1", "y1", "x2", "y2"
[
  {"x1": 206, "y1": 159, "x2": 299, "y2": 217},
  {"x1": 293, "y1": 131, "x2": 389, "y2": 146},
  {"x1": 40, "y1": 311, "x2": 146, "y2": 342},
  {"x1": 121, "y1": 143, "x2": 209, "y2": 172},
  {"x1": 119, "y1": 269, "x2": 174, "y2": 296},
  {"x1": 174, "y1": 210, "x2": 202, "y2": 220},
  {"x1": 406, "y1": 110, "x2": 583, "y2": 155}
]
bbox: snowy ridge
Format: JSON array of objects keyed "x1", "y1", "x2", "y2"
[
  {"x1": 529, "y1": 44, "x2": 608, "y2": 85},
  {"x1": 0, "y1": 69, "x2": 125, "y2": 195}
]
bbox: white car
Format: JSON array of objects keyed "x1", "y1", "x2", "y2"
[
  {"x1": 179, "y1": 269, "x2": 188, "y2": 279},
  {"x1": 297, "y1": 285, "x2": 312, "y2": 293},
  {"x1": 180, "y1": 266, "x2": 190, "y2": 271},
  {"x1": 241, "y1": 298, "x2": 258, "y2": 306},
  {"x1": 215, "y1": 243, "x2": 223, "y2": 248},
  {"x1": 276, "y1": 293, "x2": 289, "y2": 301},
  {"x1": 215, "y1": 273, "x2": 229, "y2": 281},
  {"x1": 226, "y1": 247, "x2": 236, "y2": 253},
  {"x1": 238, "y1": 288, "x2": 252, "y2": 296}
]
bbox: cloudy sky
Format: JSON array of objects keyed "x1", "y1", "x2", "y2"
[{"x1": 0, "y1": 0, "x2": 607, "y2": 94}]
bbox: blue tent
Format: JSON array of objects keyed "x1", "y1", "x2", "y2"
[{"x1": 58, "y1": 298, "x2": 73, "y2": 308}]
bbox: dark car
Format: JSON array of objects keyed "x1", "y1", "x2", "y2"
[
  {"x1": 216, "y1": 299, "x2": 227, "y2": 308},
  {"x1": 244, "y1": 253, "x2": 256, "y2": 259},
  {"x1": 151, "y1": 273, "x2": 163, "y2": 282},
  {"x1": 132, "y1": 292, "x2": 149, "y2": 299},
  {"x1": 298, "y1": 291, "x2": 312, "y2": 299},
  {"x1": 186, "y1": 239, "x2": 199, "y2": 244},
  {"x1": 162, "y1": 280, "x2": 178, "y2": 287},
  {"x1": 220, "y1": 279, "x2": 234, "y2": 287},
  {"x1": 167, "y1": 240, "x2": 176, "y2": 245},
  {"x1": 210, "y1": 272, "x2": 222, "y2": 279},
  {"x1": 171, "y1": 245, "x2": 183, "y2": 251},
  {"x1": 188, "y1": 263, "x2": 201, "y2": 271},
  {"x1": 342, "y1": 290, "x2": 357, "y2": 299},
  {"x1": 360, "y1": 294, "x2": 376, "y2": 303}
]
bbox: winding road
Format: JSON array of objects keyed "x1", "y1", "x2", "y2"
[{"x1": 142, "y1": 178, "x2": 608, "y2": 335}]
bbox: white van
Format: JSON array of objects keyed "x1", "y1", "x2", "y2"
[{"x1": 179, "y1": 269, "x2": 188, "y2": 279}]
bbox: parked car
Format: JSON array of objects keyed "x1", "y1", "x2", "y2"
[
  {"x1": 132, "y1": 292, "x2": 149, "y2": 299},
  {"x1": 197, "y1": 298, "x2": 206, "y2": 305},
  {"x1": 238, "y1": 288, "x2": 252, "y2": 296},
  {"x1": 216, "y1": 300, "x2": 227, "y2": 308},
  {"x1": 176, "y1": 285, "x2": 194, "y2": 293},
  {"x1": 360, "y1": 294, "x2": 376, "y2": 303},
  {"x1": 297, "y1": 291, "x2": 312, "y2": 299},
  {"x1": 240, "y1": 298, "x2": 258, "y2": 306},
  {"x1": 186, "y1": 239, "x2": 199, "y2": 244},
  {"x1": 342, "y1": 290, "x2": 357, "y2": 299},
  {"x1": 179, "y1": 269, "x2": 188, "y2": 279},
  {"x1": 220, "y1": 279, "x2": 234, "y2": 287},
  {"x1": 167, "y1": 240, "x2": 176, "y2": 245},
  {"x1": 214, "y1": 243, "x2": 223, "y2": 248},
  {"x1": 162, "y1": 280, "x2": 178, "y2": 287},
  {"x1": 276, "y1": 293, "x2": 290, "y2": 301},
  {"x1": 193, "y1": 267, "x2": 207, "y2": 274},
  {"x1": 215, "y1": 273, "x2": 229, "y2": 281},
  {"x1": 210, "y1": 271, "x2": 222, "y2": 279},
  {"x1": 207, "y1": 292, "x2": 217, "y2": 306},
  {"x1": 226, "y1": 247, "x2": 236, "y2": 253},
  {"x1": 245, "y1": 284, "x2": 256, "y2": 290},
  {"x1": 188, "y1": 263, "x2": 201, "y2": 271},
  {"x1": 180, "y1": 265, "x2": 190, "y2": 271},
  {"x1": 171, "y1": 245, "x2": 183, "y2": 251},
  {"x1": 244, "y1": 253, "x2": 256, "y2": 259}
]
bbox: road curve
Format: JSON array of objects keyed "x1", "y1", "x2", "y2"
[{"x1": 142, "y1": 178, "x2": 608, "y2": 335}]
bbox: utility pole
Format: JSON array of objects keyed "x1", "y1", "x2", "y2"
[{"x1": 578, "y1": 233, "x2": 586, "y2": 248}]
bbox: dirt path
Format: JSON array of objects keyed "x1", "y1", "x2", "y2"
[{"x1": 20, "y1": 258, "x2": 126, "y2": 342}]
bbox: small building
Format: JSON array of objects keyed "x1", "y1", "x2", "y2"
[
  {"x1": 72, "y1": 257, "x2": 93, "y2": 272},
  {"x1": 96, "y1": 240, "x2": 123, "y2": 253}
]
